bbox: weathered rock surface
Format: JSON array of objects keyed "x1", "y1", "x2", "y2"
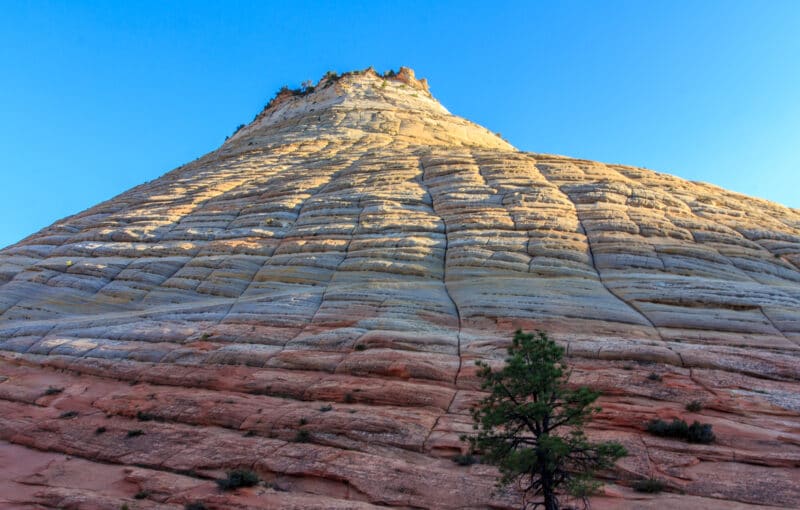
[{"x1": 1, "y1": 67, "x2": 799, "y2": 509}]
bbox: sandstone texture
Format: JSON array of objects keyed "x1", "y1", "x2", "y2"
[{"x1": 1, "y1": 67, "x2": 799, "y2": 509}]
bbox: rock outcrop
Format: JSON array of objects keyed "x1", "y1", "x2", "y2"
[{"x1": 1, "y1": 67, "x2": 799, "y2": 509}]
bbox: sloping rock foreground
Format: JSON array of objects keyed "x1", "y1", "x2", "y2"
[{"x1": 1, "y1": 67, "x2": 799, "y2": 509}]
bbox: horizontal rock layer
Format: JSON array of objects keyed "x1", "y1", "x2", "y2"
[{"x1": 1, "y1": 69, "x2": 799, "y2": 509}]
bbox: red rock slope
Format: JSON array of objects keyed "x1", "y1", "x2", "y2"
[{"x1": 1, "y1": 67, "x2": 799, "y2": 509}]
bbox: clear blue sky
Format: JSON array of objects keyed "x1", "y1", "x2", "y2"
[{"x1": 1, "y1": 1, "x2": 799, "y2": 248}]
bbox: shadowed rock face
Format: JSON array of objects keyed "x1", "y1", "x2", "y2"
[{"x1": 0, "y1": 68, "x2": 799, "y2": 509}]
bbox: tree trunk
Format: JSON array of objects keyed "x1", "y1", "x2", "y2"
[{"x1": 541, "y1": 472, "x2": 558, "y2": 510}]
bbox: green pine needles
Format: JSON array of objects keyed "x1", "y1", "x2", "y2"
[{"x1": 464, "y1": 330, "x2": 627, "y2": 510}]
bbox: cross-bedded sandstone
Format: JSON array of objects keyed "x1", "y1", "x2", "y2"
[{"x1": 0, "y1": 67, "x2": 798, "y2": 509}]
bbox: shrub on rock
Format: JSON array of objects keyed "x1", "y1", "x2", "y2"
[
  {"x1": 216, "y1": 469, "x2": 260, "y2": 491},
  {"x1": 632, "y1": 478, "x2": 665, "y2": 493},
  {"x1": 646, "y1": 418, "x2": 714, "y2": 444},
  {"x1": 685, "y1": 400, "x2": 703, "y2": 412}
]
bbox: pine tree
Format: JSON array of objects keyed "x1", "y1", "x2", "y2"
[{"x1": 465, "y1": 330, "x2": 627, "y2": 510}]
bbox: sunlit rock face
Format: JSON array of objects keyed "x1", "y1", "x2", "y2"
[{"x1": 0, "y1": 67, "x2": 799, "y2": 509}]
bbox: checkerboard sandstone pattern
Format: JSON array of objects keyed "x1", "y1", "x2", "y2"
[{"x1": 1, "y1": 68, "x2": 798, "y2": 509}]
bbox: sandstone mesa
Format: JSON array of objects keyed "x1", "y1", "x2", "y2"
[{"x1": 0, "y1": 67, "x2": 799, "y2": 509}]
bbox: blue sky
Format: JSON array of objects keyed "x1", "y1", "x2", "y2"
[{"x1": 1, "y1": 1, "x2": 798, "y2": 248}]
